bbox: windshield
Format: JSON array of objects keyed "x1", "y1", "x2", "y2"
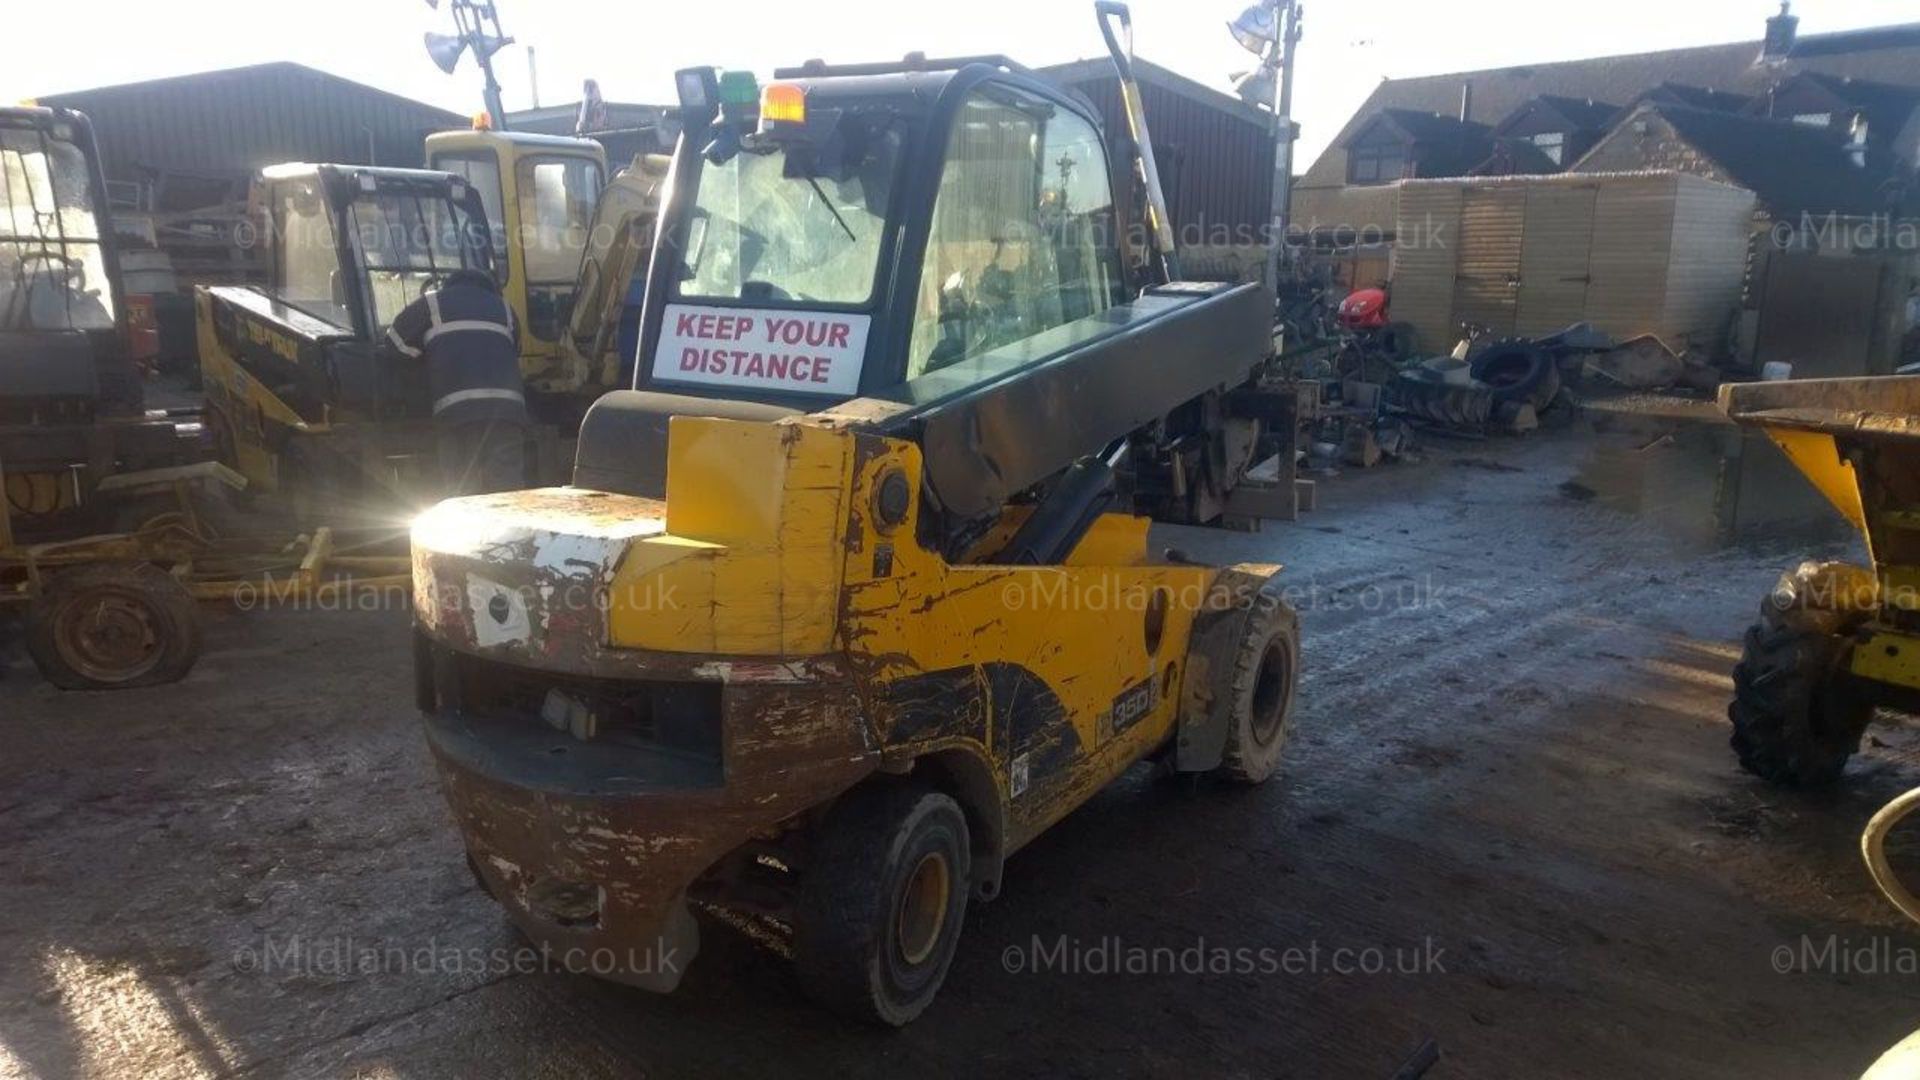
[
  {"x1": 0, "y1": 123, "x2": 114, "y2": 332},
  {"x1": 676, "y1": 117, "x2": 903, "y2": 305},
  {"x1": 272, "y1": 177, "x2": 489, "y2": 334},
  {"x1": 349, "y1": 188, "x2": 488, "y2": 332}
]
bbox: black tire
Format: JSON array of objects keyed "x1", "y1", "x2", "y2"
[
  {"x1": 1470, "y1": 339, "x2": 1559, "y2": 411},
  {"x1": 25, "y1": 562, "x2": 201, "y2": 691},
  {"x1": 1728, "y1": 608, "x2": 1873, "y2": 787},
  {"x1": 1218, "y1": 582, "x2": 1302, "y2": 784},
  {"x1": 1378, "y1": 321, "x2": 1420, "y2": 364},
  {"x1": 793, "y1": 784, "x2": 971, "y2": 1026}
]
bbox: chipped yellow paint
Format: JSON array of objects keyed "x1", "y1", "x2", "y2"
[
  {"x1": 1766, "y1": 427, "x2": 1864, "y2": 530},
  {"x1": 193, "y1": 290, "x2": 318, "y2": 492},
  {"x1": 1853, "y1": 627, "x2": 1920, "y2": 692},
  {"x1": 607, "y1": 417, "x2": 848, "y2": 655}
]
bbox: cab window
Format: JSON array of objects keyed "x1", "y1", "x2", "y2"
[
  {"x1": 269, "y1": 177, "x2": 352, "y2": 328},
  {"x1": 905, "y1": 89, "x2": 1124, "y2": 381},
  {"x1": 517, "y1": 156, "x2": 602, "y2": 284},
  {"x1": 433, "y1": 152, "x2": 507, "y2": 259},
  {"x1": 0, "y1": 124, "x2": 115, "y2": 331}
]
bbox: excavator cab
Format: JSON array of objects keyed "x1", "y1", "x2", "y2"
[{"x1": 425, "y1": 130, "x2": 608, "y2": 397}]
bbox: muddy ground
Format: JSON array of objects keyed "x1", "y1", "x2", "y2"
[{"x1": 5, "y1": 420, "x2": 1920, "y2": 1079}]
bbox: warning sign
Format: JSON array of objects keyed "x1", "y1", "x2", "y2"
[{"x1": 651, "y1": 304, "x2": 869, "y2": 396}]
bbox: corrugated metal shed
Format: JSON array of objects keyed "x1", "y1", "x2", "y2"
[
  {"x1": 1039, "y1": 58, "x2": 1273, "y2": 252},
  {"x1": 38, "y1": 63, "x2": 465, "y2": 185}
]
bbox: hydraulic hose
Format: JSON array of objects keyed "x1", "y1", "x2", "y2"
[{"x1": 1863, "y1": 786, "x2": 1920, "y2": 926}]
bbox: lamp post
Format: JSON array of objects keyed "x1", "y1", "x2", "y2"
[
  {"x1": 1229, "y1": 0, "x2": 1303, "y2": 291},
  {"x1": 423, "y1": 0, "x2": 515, "y2": 131}
]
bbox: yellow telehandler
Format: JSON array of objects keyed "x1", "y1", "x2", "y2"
[{"x1": 411, "y1": 3, "x2": 1305, "y2": 1024}]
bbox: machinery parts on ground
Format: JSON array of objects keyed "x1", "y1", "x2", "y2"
[
  {"x1": 1385, "y1": 323, "x2": 1612, "y2": 435},
  {"x1": 412, "y1": 8, "x2": 1305, "y2": 1026},
  {"x1": 1720, "y1": 375, "x2": 1920, "y2": 786},
  {"x1": 4, "y1": 468, "x2": 411, "y2": 690},
  {"x1": 1331, "y1": 285, "x2": 1418, "y2": 383}
]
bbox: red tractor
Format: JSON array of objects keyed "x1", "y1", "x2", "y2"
[{"x1": 1331, "y1": 286, "x2": 1418, "y2": 382}]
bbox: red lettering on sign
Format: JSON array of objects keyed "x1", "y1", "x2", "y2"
[
  {"x1": 680, "y1": 346, "x2": 701, "y2": 371},
  {"x1": 766, "y1": 354, "x2": 788, "y2": 381},
  {"x1": 675, "y1": 312, "x2": 698, "y2": 336},
  {"x1": 828, "y1": 323, "x2": 850, "y2": 349},
  {"x1": 811, "y1": 357, "x2": 831, "y2": 383}
]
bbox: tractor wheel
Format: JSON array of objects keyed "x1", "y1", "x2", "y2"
[
  {"x1": 1217, "y1": 581, "x2": 1301, "y2": 784},
  {"x1": 1470, "y1": 339, "x2": 1560, "y2": 412},
  {"x1": 25, "y1": 562, "x2": 201, "y2": 691},
  {"x1": 1728, "y1": 608, "x2": 1873, "y2": 787},
  {"x1": 793, "y1": 783, "x2": 971, "y2": 1026}
]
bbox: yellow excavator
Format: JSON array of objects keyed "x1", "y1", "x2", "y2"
[
  {"x1": 194, "y1": 131, "x2": 662, "y2": 521},
  {"x1": 411, "y1": 3, "x2": 1305, "y2": 1024}
]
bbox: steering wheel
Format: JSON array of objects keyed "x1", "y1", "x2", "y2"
[{"x1": 18, "y1": 250, "x2": 85, "y2": 291}]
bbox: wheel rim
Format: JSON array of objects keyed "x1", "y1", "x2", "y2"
[
  {"x1": 895, "y1": 851, "x2": 952, "y2": 967},
  {"x1": 54, "y1": 587, "x2": 165, "y2": 684},
  {"x1": 1249, "y1": 640, "x2": 1293, "y2": 747}
]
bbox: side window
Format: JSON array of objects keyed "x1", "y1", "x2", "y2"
[
  {"x1": 906, "y1": 90, "x2": 1124, "y2": 380},
  {"x1": 517, "y1": 156, "x2": 603, "y2": 284},
  {"x1": 432, "y1": 152, "x2": 507, "y2": 259}
]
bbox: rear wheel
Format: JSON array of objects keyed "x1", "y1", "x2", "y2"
[
  {"x1": 1729, "y1": 608, "x2": 1873, "y2": 787},
  {"x1": 25, "y1": 562, "x2": 201, "y2": 691},
  {"x1": 793, "y1": 784, "x2": 971, "y2": 1026},
  {"x1": 1218, "y1": 583, "x2": 1301, "y2": 784}
]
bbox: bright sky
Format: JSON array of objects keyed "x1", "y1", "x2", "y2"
[{"x1": 4, "y1": 0, "x2": 1902, "y2": 164}]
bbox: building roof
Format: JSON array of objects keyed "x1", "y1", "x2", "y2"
[
  {"x1": 1038, "y1": 56, "x2": 1271, "y2": 129},
  {"x1": 1634, "y1": 82, "x2": 1754, "y2": 114},
  {"x1": 1532, "y1": 94, "x2": 1622, "y2": 130},
  {"x1": 34, "y1": 61, "x2": 465, "y2": 182},
  {"x1": 38, "y1": 61, "x2": 464, "y2": 126},
  {"x1": 1595, "y1": 103, "x2": 1907, "y2": 217},
  {"x1": 506, "y1": 100, "x2": 673, "y2": 136},
  {"x1": 1469, "y1": 136, "x2": 1562, "y2": 176},
  {"x1": 1769, "y1": 71, "x2": 1920, "y2": 130},
  {"x1": 1300, "y1": 19, "x2": 1920, "y2": 190}
]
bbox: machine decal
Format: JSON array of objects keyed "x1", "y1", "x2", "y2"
[
  {"x1": 1108, "y1": 676, "x2": 1155, "y2": 738},
  {"x1": 653, "y1": 304, "x2": 869, "y2": 395},
  {"x1": 467, "y1": 574, "x2": 532, "y2": 648}
]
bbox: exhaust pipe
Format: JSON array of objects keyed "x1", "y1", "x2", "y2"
[{"x1": 1096, "y1": 1, "x2": 1181, "y2": 283}]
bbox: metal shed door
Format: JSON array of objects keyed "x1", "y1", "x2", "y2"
[
  {"x1": 1451, "y1": 186, "x2": 1525, "y2": 337},
  {"x1": 1515, "y1": 184, "x2": 1597, "y2": 336}
]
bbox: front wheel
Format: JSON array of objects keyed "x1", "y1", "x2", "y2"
[
  {"x1": 1729, "y1": 608, "x2": 1873, "y2": 787},
  {"x1": 1218, "y1": 583, "x2": 1302, "y2": 784},
  {"x1": 793, "y1": 784, "x2": 971, "y2": 1026},
  {"x1": 25, "y1": 562, "x2": 201, "y2": 690}
]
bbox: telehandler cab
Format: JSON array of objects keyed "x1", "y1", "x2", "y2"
[{"x1": 412, "y1": 3, "x2": 1304, "y2": 1024}]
